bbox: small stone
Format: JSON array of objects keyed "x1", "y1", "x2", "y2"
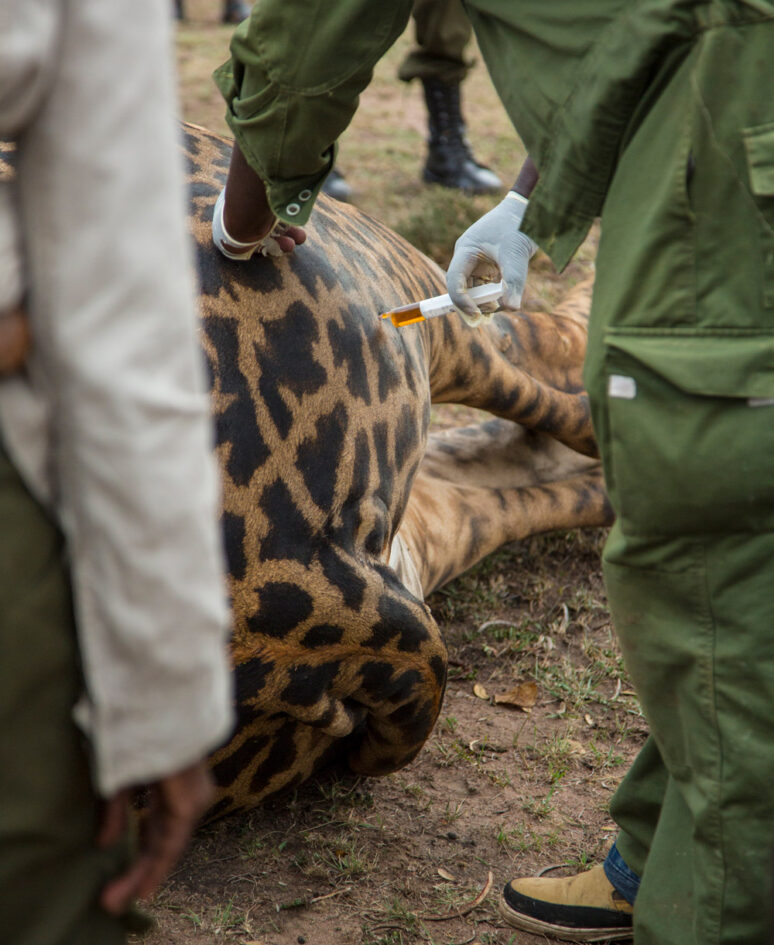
[
  {"x1": 298, "y1": 937, "x2": 306, "y2": 944},
  {"x1": 447, "y1": 831, "x2": 458, "y2": 840}
]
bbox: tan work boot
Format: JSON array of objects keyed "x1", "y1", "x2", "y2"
[{"x1": 499, "y1": 864, "x2": 633, "y2": 942}]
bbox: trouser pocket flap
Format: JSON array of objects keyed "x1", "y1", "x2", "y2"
[{"x1": 604, "y1": 332, "x2": 774, "y2": 536}]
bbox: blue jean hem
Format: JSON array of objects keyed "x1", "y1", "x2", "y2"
[{"x1": 603, "y1": 841, "x2": 641, "y2": 906}]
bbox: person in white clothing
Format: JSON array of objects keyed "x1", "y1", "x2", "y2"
[{"x1": 0, "y1": 2, "x2": 234, "y2": 940}]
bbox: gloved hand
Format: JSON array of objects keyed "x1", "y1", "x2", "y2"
[
  {"x1": 212, "y1": 188, "x2": 296, "y2": 260},
  {"x1": 446, "y1": 191, "x2": 538, "y2": 326}
]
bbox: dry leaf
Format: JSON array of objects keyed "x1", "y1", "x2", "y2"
[
  {"x1": 473, "y1": 683, "x2": 489, "y2": 700},
  {"x1": 584, "y1": 713, "x2": 595, "y2": 727},
  {"x1": 494, "y1": 681, "x2": 538, "y2": 709},
  {"x1": 437, "y1": 867, "x2": 457, "y2": 881}
]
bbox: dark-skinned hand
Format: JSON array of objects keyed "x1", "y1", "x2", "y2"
[{"x1": 98, "y1": 760, "x2": 215, "y2": 915}]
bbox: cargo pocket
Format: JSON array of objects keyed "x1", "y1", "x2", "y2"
[
  {"x1": 743, "y1": 122, "x2": 774, "y2": 308},
  {"x1": 604, "y1": 332, "x2": 774, "y2": 537}
]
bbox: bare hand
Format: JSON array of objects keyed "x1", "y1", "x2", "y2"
[
  {"x1": 223, "y1": 143, "x2": 306, "y2": 253},
  {"x1": 0, "y1": 305, "x2": 30, "y2": 375},
  {"x1": 98, "y1": 761, "x2": 215, "y2": 915}
]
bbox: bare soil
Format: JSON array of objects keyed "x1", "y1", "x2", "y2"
[{"x1": 135, "y1": 9, "x2": 645, "y2": 944}]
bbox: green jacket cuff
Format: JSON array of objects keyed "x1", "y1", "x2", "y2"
[
  {"x1": 523, "y1": 187, "x2": 596, "y2": 273},
  {"x1": 213, "y1": 60, "x2": 335, "y2": 227}
]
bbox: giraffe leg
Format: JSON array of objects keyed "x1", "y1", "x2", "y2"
[
  {"x1": 423, "y1": 276, "x2": 597, "y2": 456},
  {"x1": 395, "y1": 417, "x2": 613, "y2": 597}
]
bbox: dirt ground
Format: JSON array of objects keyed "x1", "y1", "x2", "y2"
[{"x1": 134, "y1": 8, "x2": 646, "y2": 944}]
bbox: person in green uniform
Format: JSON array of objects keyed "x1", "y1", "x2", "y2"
[
  {"x1": 325, "y1": 0, "x2": 502, "y2": 201},
  {"x1": 211, "y1": 4, "x2": 774, "y2": 944}
]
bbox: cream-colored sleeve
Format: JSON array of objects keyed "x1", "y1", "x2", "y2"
[
  {"x1": 0, "y1": 184, "x2": 22, "y2": 315},
  {"x1": 0, "y1": 0, "x2": 54, "y2": 313},
  {"x1": 2, "y1": 0, "x2": 234, "y2": 796}
]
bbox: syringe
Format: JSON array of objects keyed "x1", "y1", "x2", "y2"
[{"x1": 381, "y1": 281, "x2": 503, "y2": 328}]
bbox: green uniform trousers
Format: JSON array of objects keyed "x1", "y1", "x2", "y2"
[
  {"x1": 584, "y1": 10, "x2": 774, "y2": 944},
  {"x1": 0, "y1": 446, "x2": 129, "y2": 945},
  {"x1": 398, "y1": 0, "x2": 473, "y2": 86}
]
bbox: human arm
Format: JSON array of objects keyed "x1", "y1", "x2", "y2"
[
  {"x1": 213, "y1": 140, "x2": 306, "y2": 258},
  {"x1": 512, "y1": 156, "x2": 540, "y2": 201},
  {"x1": 98, "y1": 762, "x2": 214, "y2": 914},
  {"x1": 0, "y1": 306, "x2": 29, "y2": 374},
  {"x1": 212, "y1": 0, "x2": 414, "y2": 242},
  {"x1": 446, "y1": 156, "x2": 540, "y2": 324},
  {"x1": 464, "y1": 1, "x2": 700, "y2": 271},
  {"x1": 0, "y1": 176, "x2": 29, "y2": 374}
]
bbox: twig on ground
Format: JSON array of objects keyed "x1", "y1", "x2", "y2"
[
  {"x1": 416, "y1": 871, "x2": 494, "y2": 921},
  {"x1": 310, "y1": 886, "x2": 352, "y2": 904}
]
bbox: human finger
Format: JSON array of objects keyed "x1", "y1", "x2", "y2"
[{"x1": 96, "y1": 791, "x2": 130, "y2": 849}]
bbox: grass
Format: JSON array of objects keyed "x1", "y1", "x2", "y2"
[
  {"x1": 522, "y1": 785, "x2": 559, "y2": 821},
  {"x1": 210, "y1": 898, "x2": 243, "y2": 933},
  {"x1": 316, "y1": 836, "x2": 375, "y2": 880},
  {"x1": 442, "y1": 800, "x2": 465, "y2": 824},
  {"x1": 497, "y1": 822, "x2": 560, "y2": 855}
]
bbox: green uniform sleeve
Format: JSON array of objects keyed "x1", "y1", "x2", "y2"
[
  {"x1": 214, "y1": 0, "x2": 414, "y2": 225},
  {"x1": 467, "y1": 0, "x2": 701, "y2": 269}
]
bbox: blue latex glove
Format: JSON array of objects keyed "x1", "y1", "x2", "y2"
[{"x1": 446, "y1": 192, "x2": 538, "y2": 326}]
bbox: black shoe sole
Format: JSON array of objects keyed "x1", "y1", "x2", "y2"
[
  {"x1": 422, "y1": 167, "x2": 502, "y2": 195},
  {"x1": 499, "y1": 896, "x2": 633, "y2": 943}
]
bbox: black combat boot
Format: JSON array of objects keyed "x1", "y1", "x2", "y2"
[
  {"x1": 321, "y1": 167, "x2": 353, "y2": 203},
  {"x1": 421, "y1": 77, "x2": 503, "y2": 194},
  {"x1": 222, "y1": 0, "x2": 251, "y2": 24}
]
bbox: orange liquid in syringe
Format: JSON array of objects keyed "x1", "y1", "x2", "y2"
[{"x1": 380, "y1": 302, "x2": 426, "y2": 327}]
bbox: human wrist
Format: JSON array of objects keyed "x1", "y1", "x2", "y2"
[
  {"x1": 512, "y1": 155, "x2": 539, "y2": 199},
  {"x1": 213, "y1": 189, "x2": 267, "y2": 259},
  {"x1": 505, "y1": 189, "x2": 529, "y2": 224},
  {"x1": 219, "y1": 191, "x2": 275, "y2": 247},
  {"x1": 222, "y1": 192, "x2": 274, "y2": 245},
  {"x1": 223, "y1": 143, "x2": 274, "y2": 243}
]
